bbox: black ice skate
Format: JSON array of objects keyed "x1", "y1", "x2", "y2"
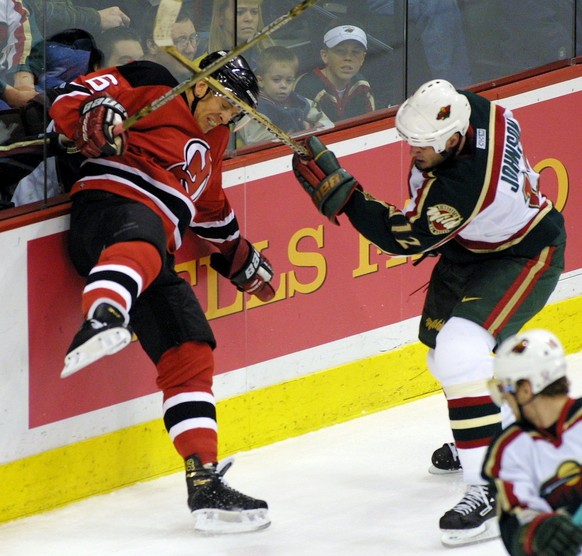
[
  {"x1": 186, "y1": 454, "x2": 270, "y2": 534},
  {"x1": 439, "y1": 484, "x2": 500, "y2": 546},
  {"x1": 61, "y1": 303, "x2": 132, "y2": 378},
  {"x1": 429, "y1": 442, "x2": 462, "y2": 474}
]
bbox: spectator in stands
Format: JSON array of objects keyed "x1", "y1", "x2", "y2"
[
  {"x1": 10, "y1": 28, "x2": 143, "y2": 207},
  {"x1": 498, "y1": 2, "x2": 574, "y2": 74},
  {"x1": 0, "y1": 0, "x2": 37, "y2": 109},
  {"x1": 347, "y1": 0, "x2": 472, "y2": 91},
  {"x1": 98, "y1": 26, "x2": 144, "y2": 67},
  {"x1": 22, "y1": 28, "x2": 103, "y2": 92},
  {"x1": 23, "y1": 0, "x2": 131, "y2": 38},
  {"x1": 141, "y1": 4, "x2": 199, "y2": 82},
  {"x1": 208, "y1": 0, "x2": 273, "y2": 69},
  {"x1": 11, "y1": 1, "x2": 131, "y2": 95},
  {"x1": 294, "y1": 20, "x2": 375, "y2": 123},
  {"x1": 238, "y1": 45, "x2": 333, "y2": 146}
]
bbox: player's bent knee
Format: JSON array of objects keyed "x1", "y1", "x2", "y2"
[{"x1": 429, "y1": 317, "x2": 495, "y2": 386}]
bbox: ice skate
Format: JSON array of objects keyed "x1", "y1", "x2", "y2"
[
  {"x1": 61, "y1": 303, "x2": 132, "y2": 378},
  {"x1": 186, "y1": 454, "x2": 270, "y2": 534},
  {"x1": 440, "y1": 484, "x2": 500, "y2": 546},
  {"x1": 429, "y1": 442, "x2": 462, "y2": 475}
]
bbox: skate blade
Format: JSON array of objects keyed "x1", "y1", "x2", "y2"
[
  {"x1": 441, "y1": 517, "x2": 500, "y2": 547},
  {"x1": 192, "y1": 508, "x2": 271, "y2": 534},
  {"x1": 428, "y1": 465, "x2": 462, "y2": 475},
  {"x1": 61, "y1": 328, "x2": 132, "y2": 378}
]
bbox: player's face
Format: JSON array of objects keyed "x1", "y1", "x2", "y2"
[
  {"x1": 106, "y1": 40, "x2": 144, "y2": 66},
  {"x1": 259, "y1": 63, "x2": 295, "y2": 102},
  {"x1": 321, "y1": 40, "x2": 366, "y2": 86},
  {"x1": 409, "y1": 146, "x2": 445, "y2": 170},
  {"x1": 192, "y1": 86, "x2": 242, "y2": 132},
  {"x1": 409, "y1": 134, "x2": 463, "y2": 170}
]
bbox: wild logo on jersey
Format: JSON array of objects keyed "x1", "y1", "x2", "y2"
[
  {"x1": 427, "y1": 204, "x2": 463, "y2": 234},
  {"x1": 169, "y1": 138, "x2": 213, "y2": 201},
  {"x1": 540, "y1": 460, "x2": 582, "y2": 515}
]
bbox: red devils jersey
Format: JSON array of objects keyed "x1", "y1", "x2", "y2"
[{"x1": 49, "y1": 61, "x2": 239, "y2": 254}]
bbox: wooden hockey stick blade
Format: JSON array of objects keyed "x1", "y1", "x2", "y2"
[
  {"x1": 116, "y1": 0, "x2": 320, "y2": 134},
  {"x1": 152, "y1": 0, "x2": 182, "y2": 48},
  {"x1": 164, "y1": 46, "x2": 310, "y2": 156}
]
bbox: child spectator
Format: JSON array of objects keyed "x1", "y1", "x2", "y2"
[
  {"x1": 294, "y1": 20, "x2": 375, "y2": 123},
  {"x1": 238, "y1": 45, "x2": 333, "y2": 145}
]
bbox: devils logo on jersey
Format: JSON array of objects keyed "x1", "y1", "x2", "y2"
[{"x1": 169, "y1": 138, "x2": 213, "y2": 201}]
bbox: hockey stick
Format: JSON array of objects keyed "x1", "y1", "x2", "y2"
[
  {"x1": 117, "y1": 0, "x2": 320, "y2": 136},
  {"x1": 0, "y1": 134, "x2": 77, "y2": 154},
  {"x1": 164, "y1": 46, "x2": 310, "y2": 156}
]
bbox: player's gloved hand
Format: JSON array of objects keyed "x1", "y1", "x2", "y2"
[
  {"x1": 519, "y1": 513, "x2": 582, "y2": 556},
  {"x1": 74, "y1": 94, "x2": 128, "y2": 158},
  {"x1": 210, "y1": 238, "x2": 275, "y2": 302},
  {"x1": 292, "y1": 136, "x2": 360, "y2": 225}
]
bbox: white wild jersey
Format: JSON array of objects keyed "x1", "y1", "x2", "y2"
[
  {"x1": 343, "y1": 90, "x2": 563, "y2": 262},
  {"x1": 483, "y1": 398, "x2": 582, "y2": 551}
]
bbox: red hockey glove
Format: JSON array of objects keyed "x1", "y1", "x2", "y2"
[
  {"x1": 210, "y1": 239, "x2": 275, "y2": 302},
  {"x1": 73, "y1": 94, "x2": 128, "y2": 158},
  {"x1": 519, "y1": 513, "x2": 582, "y2": 556},
  {"x1": 292, "y1": 136, "x2": 360, "y2": 225}
]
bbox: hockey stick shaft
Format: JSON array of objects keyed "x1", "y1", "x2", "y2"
[
  {"x1": 117, "y1": 0, "x2": 320, "y2": 134},
  {"x1": 165, "y1": 46, "x2": 310, "y2": 156},
  {"x1": 0, "y1": 134, "x2": 77, "y2": 154}
]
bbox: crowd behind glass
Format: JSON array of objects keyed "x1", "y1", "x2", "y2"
[{"x1": 1, "y1": 0, "x2": 581, "y2": 211}]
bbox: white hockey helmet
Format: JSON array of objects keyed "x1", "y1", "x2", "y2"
[
  {"x1": 488, "y1": 329, "x2": 567, "y2": 406},
  {"x1": 396, "y1": 79, "x2": 471, "y2": 153}
]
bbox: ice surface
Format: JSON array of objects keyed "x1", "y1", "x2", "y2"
[{"x1": 1, "y1": 352, "x2": 581, "y2": 556}]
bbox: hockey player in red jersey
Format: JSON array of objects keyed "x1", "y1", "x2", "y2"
[
  {"x1": 483, "y1": 330, "x2": 582, "y2": 556},
  {"x1": 49, "y1": 51, "x2": 273, "y2": 533},
  {"x1": 291, "y1": 79, "x2": 566, "y2": 546}
]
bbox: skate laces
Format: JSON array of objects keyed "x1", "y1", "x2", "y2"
[
  {"x1": 214, "y1": 457, "x2": 247, "y2": 496},
  {"x1": 452, "y1": 486, "x2": 490, "y2": 515}
]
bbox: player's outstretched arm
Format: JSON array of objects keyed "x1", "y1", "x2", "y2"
[{"x1": 292, "y1": 136, "x2": 360, "y2": 225}]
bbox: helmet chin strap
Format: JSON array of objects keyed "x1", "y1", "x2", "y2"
[{"x1": 187, "y1": 87, "x2": 211, "y2": 116}]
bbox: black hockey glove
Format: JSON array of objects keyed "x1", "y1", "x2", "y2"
[
  {"x1": 210, "y1": 238, "x2": 275, "y2": 302},
  {"x1": 292, "y1": 136, "x2": 360, "y2": 225},
  {"x1": 516, "y1": 513, "x2": 582, "y2": 556},
  {"x1": 74, "y1": 94, "x2": 128, "y2": 158}
]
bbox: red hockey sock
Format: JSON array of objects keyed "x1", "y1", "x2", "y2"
[
  {"x1": 157, "y1": 341, "x2": 217, "y2": 463},
  {"x1": 82, "y1": 240, "x2": 162, "y2": 318}
]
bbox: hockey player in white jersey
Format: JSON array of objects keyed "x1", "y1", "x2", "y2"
[
  {"x1": 291, "y1": 79, "x2": 566, "y2": 546},
  {"x1": 483, "y1": 330, "x2": 582, "y2": 556}
]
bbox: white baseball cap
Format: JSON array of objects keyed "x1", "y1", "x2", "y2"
[{"x1": 323, "y1": 25, "x2": 367, "y2": 50}]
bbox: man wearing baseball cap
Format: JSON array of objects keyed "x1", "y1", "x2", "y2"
[{"x1": 294, "y1": 19, "x2": 376, "y2": 123}]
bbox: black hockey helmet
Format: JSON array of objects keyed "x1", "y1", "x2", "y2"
[{"x1": 198, "y1": 50, "x2": 259, "y2": 111}]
